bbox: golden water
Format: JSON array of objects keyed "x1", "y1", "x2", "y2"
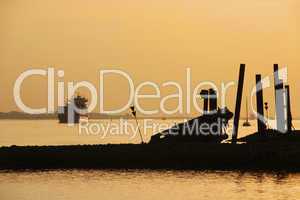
[
  {"x1": 0, "y1": 170, "x2": 299, "y2": 200},
  {"x1": 1, "y1": 120, "x2": 300, "y2": 200},
  {"x1": 0, "y1": 119, "x2": 269, "y2": 146}
]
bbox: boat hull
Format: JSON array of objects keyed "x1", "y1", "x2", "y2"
[{"x1": 57, "y1": 106, "x2": 80, "y2": 124}]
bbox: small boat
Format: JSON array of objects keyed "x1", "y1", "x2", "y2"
[
  {"x1": 243, "y1": 98, "x2": 251, "y2": 127},
  {"x1": 243, "y1": 121, "x2": 251, "y2": 127},
  {"x1": 58, "y1": 95, "x2": 88, "y2": 124}
]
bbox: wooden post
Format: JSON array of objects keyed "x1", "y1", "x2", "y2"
[
  {"x1": 209, "y1": 88, "x2": 217, "y2": 113},
  {"x1": 232, "y1": 64, "x2": 245, "y2": 144},
  {"x1": 256, "y1": 74, "x2": 266, "y2": 134},
  {"x1": 200, "y1": 90, "x2": 209, "y2": 114},
  {"x1": 274, "y1": 64, "x2": 286, "y2": 133},
  {"x1": 285, "y1": 85, "x2": 292, "y2": 133}
]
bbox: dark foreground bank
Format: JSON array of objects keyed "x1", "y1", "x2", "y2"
[{"x1": 0, "y1": 142, "x2": 300, "y2": 171}]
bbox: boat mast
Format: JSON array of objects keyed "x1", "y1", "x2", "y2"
[{"x1": 246, "y1": 98, "x2": 249, "y2": 123}]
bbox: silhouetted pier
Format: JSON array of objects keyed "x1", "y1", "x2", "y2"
[
  {"x1": 1, "y1": 64, "x2": 300, "y2": 171},
  {"x1": 1, "y1": 142, "x2": 300, "y2": 171}
]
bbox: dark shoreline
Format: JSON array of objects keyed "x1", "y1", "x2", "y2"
[{"x1": 1, "y1": 143, "x2": 300, "y2": 171}]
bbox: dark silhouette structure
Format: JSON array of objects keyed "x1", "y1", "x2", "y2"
[
  {"x1": 150, "y1": 89, "x2": 233, "y2": 143},
  {"x1": 200, "y1": 89, "x2": 209, "y2": 114},
  {"x1": 130, "y1": 105, "x2": 145, "y2": 144},
  {"x1": 238, "y1": 65, "x2": 300, "y2": 143},
  {"x1": 242, "y1": 98, "x2": 251, "y2": 127},
  {"x1": 208, "y1": 88, "x2": 217, "y2": 113},
  {"x1": 256, "y1": 74, "x2": 266, "y2": 134},
  {"x1": 2, "y1": 64, "x2": 300, "y2": 171},
  {"x1": 285, "y1": 85, "x2": 292, "y2": 132},
  {"x1": 273, "y1": 64, "x2": 286, "y2": 133},
  {"x1": 232, "y1": 64, "x2": 245, "y2": 144},
  {"x1": 2, "y1": 142, "x2": 300, "y2": 171},
  {"x1": 58, "y1": 95, "x2": 88, "y2": 124}
]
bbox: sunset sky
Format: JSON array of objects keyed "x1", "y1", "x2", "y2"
[{"x1": 0, "y1": 0, "x2": 299, "y2": 117}]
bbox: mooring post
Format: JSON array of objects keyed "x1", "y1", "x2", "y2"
[
  {"x1": 200, "y1": 89, "x2": 209, "y2": 114},
  {"x1": 274, "y1": 64, "x2": 286, "y2": 133},
  {"x1": 209, "y1": 88, "x2": 217, "y2": 113},
  {"x1": 256, "y1": 74, "x2": 266, "y2": 134},
  {"x1": 232, "y1": 64, "x2": 245, "y2": 144},
  {"x1": 285, "y1": 85, "x2": 292, "y2": 133}
]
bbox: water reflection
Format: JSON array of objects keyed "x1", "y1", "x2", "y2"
[{"x1": 0, "y1": 169, "x2": 299, "y2": 200}]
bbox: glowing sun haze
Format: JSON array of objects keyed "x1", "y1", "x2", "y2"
[{"x1": 0, "y1": 0, "x2": 299, "y2": 117}]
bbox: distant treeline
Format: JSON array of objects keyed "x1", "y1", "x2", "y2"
[
  {"x1": 0, "y1": 112, "x2": 130, "y2": 120},
  {"x1": 0, "y1": 112, "x2": 195, "y2": 120},
  {"x1": 0, "y1": 112, "x2": 56, "y2": 120}
]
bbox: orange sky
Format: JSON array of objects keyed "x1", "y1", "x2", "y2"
[{"x1": 0, "y1": 0, "x2": 299, "y2": 117}]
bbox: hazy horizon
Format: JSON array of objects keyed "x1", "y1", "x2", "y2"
[{"x1": 1, "y1": 0, "x2": 299, "y2": 118}]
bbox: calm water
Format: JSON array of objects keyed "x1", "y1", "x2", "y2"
[
  {"x1": 0, "y1": 170, "x2": 300, "y2": 200},
  {"x1": 1, "y1": 120, "x2": 300, "y2": 200},
  {"x1": 0, "y1": 119, "x2": 265, "y2": 146}
]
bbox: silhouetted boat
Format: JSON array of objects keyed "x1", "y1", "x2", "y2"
[
  {"x1": 243, "y1": 121, "x2": 251, "y2": 127},
  {"x1": 243, "y1": 99, "x2": 251, "y2": 127},
  {"x1": 58, "y1": 95, "x2": 88, "y2": 124},
  {"x1": 150, "y1": 107, "x2": 233, "y2": 144},
  {"x1": 151, "y1": 87, "x2": 234, "y2": 144}
]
